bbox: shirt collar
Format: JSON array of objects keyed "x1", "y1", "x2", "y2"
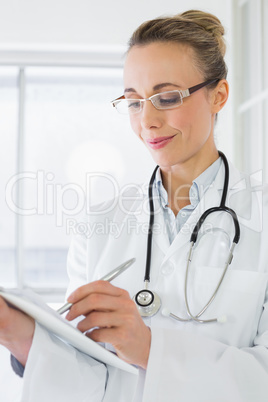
[{"x1": 155, "y1": 157, "x2": 222, "y2": 209}]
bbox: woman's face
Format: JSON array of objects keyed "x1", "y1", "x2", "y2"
[{"x1": 123, "y1": 42, "x2": 221, "y2": 170}]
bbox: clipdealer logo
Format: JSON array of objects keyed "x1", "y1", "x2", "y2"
[
  {"x1": 5, "y1": 169, "x2": 265, "y2": 234},
  {"x1": 5, "y1": 171, "x2": 148, "y2": 227},
  {"x1": 227, "y1": 170, "x2": 264, "y2": 233}
]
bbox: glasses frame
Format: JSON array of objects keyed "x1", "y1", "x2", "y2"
[{"x1": 111, "y1": 79, "x2": 219, "y2": 114}]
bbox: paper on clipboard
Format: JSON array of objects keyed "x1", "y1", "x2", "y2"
[{"x1": 0, "y1": 287, "x2": 138, "y2": 375}]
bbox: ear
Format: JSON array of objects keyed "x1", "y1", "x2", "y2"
[{"x1": 211, "y1": 79, "x2": 229, "y2": 114}]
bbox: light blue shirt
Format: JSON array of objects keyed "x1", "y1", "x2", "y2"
[{"x1": 155, "y1": 157, "x2": 222, "y2": 244}]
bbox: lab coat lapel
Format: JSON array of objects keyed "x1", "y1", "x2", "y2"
[
  {"x1": 163, "y1": 159, "x2": 244, "y2": 262},
  {"x1": 150, "y1": 194, "x2": 170, "y2": 255},
  {"x1": 133, "y1": 159, "x2": 243, "y2": 262},
  {"x1": 161, "y1": 161, "x2": 227, "y2": 263},
  {"x1": 133, "y1": 188, "x2": 170, "y2": 256}
]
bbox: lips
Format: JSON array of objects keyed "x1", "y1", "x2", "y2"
[{"x1": 146, "y1": 135, "x2": 176, "y2": 150}]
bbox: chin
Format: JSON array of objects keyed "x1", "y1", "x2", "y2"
[
  {"x1": 152, "y1": 158, "x2": 178, "y2": 169},
  {"x1": 148, "y1": 151, "x2": 180, "y2": 168}
]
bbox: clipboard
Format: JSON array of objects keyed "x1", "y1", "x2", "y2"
[{"x1": 0, "y1": 287, "x2": 138, "y2": 375}]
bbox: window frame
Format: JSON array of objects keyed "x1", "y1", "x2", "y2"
[
  {"x1": 0, "y1": 46, "x2": 126, "y2": 300},
  {"x1": 233, "y1": 0, "x2": 268, "y2": 179}
]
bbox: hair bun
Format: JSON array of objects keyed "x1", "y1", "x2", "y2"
[
  {"x1": 128, "y1": 9, "x2": 228, "y2": 81},
  {"x1": 180, "y1": 10, "x2": 226, "y2": 57}
]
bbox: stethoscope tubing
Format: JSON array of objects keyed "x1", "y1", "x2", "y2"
[
  {"x1": 144, "y1": 165, "x2": 159, "y2": 283},
  {"x1": 135, "y1": 151, "x2": 241, "y2": 323},
  {"x1": 183, "y1": 241, "x2": 237, "y2": 323}
]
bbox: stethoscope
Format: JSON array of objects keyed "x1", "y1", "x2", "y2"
[{"x1": 133, "y1": 151, "x2": 240, "y2": 323}]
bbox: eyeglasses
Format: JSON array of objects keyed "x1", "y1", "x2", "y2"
[{"x1": 111, "y1": 79, "x2": 218, "y2": 115}]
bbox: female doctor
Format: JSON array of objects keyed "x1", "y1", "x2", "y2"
[{"x1": 1, "y1": 9, "x2": 268, "y2": 402}]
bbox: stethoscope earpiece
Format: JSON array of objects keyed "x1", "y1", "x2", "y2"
[
  {"x1": 161, "y1": 308, "x2": 228, "y2": 324},
  {"x1": 217, "y1": 315, "x2": 227, "y2": 324},
  {"x1": 161, "y1": 308, "x2": 171, "y2": 317}
]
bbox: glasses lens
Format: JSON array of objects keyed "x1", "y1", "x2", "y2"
[
  {"x1": 152, "y1": 91, "x2": 182, "y2": 109},
  {"x1": 126, "y1": 100, "x2": 142, "y2": 114},
  {"x1": 114, "y1": 99, "x2": 141, "y2": 114}
]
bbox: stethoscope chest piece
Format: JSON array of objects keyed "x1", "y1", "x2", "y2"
[{"x1": 134, "y1": 289, "x2": 161, "y2": 317}]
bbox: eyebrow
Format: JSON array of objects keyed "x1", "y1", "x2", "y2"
[{"x1": 124, "y1": 82, "x2": 182, "y2": 94}]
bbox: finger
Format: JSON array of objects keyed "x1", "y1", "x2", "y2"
[
  {"x1": 67, "y1": 280, "x2": 128, "y2": 304},
  {"x1": 0, "y1": 296, "x2": 8, "y2": 308},
  {"x1": 86, "y1": 326, "x2": 124, "y2": 347},
  {"x1": 77, "y1": 310, "x2": 128, "y2": 333},
  {"x1": 66, "y1": 289, "x2": 134, "y2": 321},
  {"x1": 76, "y1": 299, "x2": 138, "y2": 332},
  {"x1": 66, "y1": 292, "x2": 121, "y2": 321},
  {"x1": 0, "y1": 297, "x2": 9, "y2": 320},
  {"x1": 0, "y1": 297, "x2": 18, "y2": 323},
  {"x1": 86, "y1": 319, "x2": 151, "y2": 369},
  {"x1": 85, "y1": 326, "x2": 139, "y2": 365}
]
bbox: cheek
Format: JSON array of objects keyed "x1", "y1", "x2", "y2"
[
  {"x1": 169, "y1": 102, "x2": 211, "y2": 135},
  {"x1": 167, "y1": 109, "x2": 194, "y2": 132}
]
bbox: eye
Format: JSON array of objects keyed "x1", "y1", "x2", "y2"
[
  {"x1": 157, "y1": 92, "x2": 181, "y2": 107},
  {"x1": 127, "y1": 100, "x2": 141, "y2": 111}
]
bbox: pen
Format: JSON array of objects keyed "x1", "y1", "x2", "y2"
[{"x1": 57, "y1": 257, "x2": 136, "y2": 315}]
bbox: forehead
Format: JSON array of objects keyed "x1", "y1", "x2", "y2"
[{"x1": 123, "y1": 42, "x2": 201, "y2": 90}]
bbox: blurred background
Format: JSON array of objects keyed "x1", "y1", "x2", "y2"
[{"x1": 0, "y1": 0, "x2": 267, "y2": 399}]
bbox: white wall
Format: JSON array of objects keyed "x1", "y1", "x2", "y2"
[
  {"x1": 0, "y1": 0, "x2": 234, "y2": 157},
  {"x1": 0, "y1": 0, "x2": 232, "y2": 46}
]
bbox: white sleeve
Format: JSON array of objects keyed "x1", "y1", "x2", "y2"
[
  {"x1": 21, "y1": 323, "x2": 107, "y2": 402},
  {"x1": 66, "y1": 232, "x2": 88, "y2": 296},
  {"x1": 144, "y1": 320, "x2": 268, "y2": 402},
  {"x1": 22, "y1": 323, "x2": 140, "y2": 402},
  {"x1": 65, "y1": 209, "x2": 111, "y2": 296}
]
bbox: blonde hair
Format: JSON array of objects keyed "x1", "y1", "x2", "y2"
[{"x1": 128, "y1": 10, "x2": 227, "y2": 85}]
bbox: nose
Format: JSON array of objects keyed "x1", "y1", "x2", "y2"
[{"x1": 140, "y1": 100, "x2": 163, "y2": 130}]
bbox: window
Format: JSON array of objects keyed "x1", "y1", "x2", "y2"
[
  {"x1": 2, "y1": 57, "x2": 154, "y2": 302},
  {"x1": 0, "y1": 68, "x2": 18, "y2": 285},
  {"x1": 234, "y1": 0, "x2": 268, "y2": 181}
]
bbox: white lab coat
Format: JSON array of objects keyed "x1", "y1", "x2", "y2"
[{"x1": 22, "y1": 160, "x2": 268, "y2": 402}]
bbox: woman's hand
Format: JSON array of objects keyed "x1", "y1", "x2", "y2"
[
  {"x1": 65, "y1": 281, "x2": 151, "y2": 369},
  {"x1": 0, "y1": 296, "x2": 35, "y2": 367}
]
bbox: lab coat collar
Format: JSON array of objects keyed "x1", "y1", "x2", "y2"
[
  {"x1": 129, "y1": 158, "x2": 244, "y2": 259},
  {"x1": 161, "y1": 178, "x2": 223, "y2": 261},
  {"x1": 213, "y1": 157, "x2": 245, "y2": 191}
]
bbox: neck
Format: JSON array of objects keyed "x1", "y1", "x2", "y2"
[{"x1": 160, "y1": 149, "x2": 219, "y2": 215}]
